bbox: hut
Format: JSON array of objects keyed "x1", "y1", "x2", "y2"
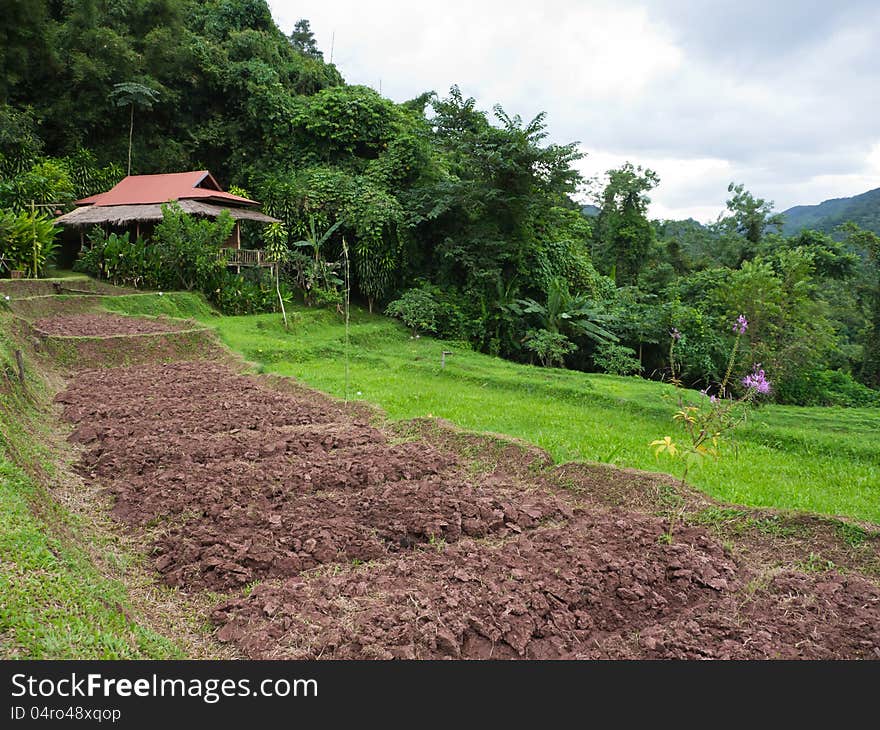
[{"x1": 55, "y1": 171, "x2": 279, "y2": 268}]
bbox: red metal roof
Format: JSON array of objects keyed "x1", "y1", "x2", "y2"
[{"x1": 75, "y1": 171, "x2": 259, "y2": 208}]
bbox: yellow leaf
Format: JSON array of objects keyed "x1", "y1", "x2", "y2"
[{"x1": 650, "y1": 436, "x2": 678, "y2": 458}]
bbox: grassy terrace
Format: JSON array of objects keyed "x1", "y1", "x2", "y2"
[
  {"x1": 0, "y1": 310, "x2": 182, "y2": 658},
  {"x1": 106, "y1": 292, "x2": 880, "y2": 525}
]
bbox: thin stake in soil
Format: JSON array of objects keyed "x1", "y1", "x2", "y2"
[
  {"x1": 342, "y1": 236, "x2": 351, "y2": 403},
  {"x1": 275, "y1": 261, "x2": 287, "y2": 330}
]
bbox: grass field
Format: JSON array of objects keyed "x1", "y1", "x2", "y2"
[{"x1": 105, "y1": 295, "x2": 877, "y2": 525}]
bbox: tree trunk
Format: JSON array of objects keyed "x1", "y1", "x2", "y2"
[{"x1": 127, "y1": 104, "x2": 134, "y2": 176}]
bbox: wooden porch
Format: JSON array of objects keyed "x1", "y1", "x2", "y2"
[{"x1": 221, "y1": 247, "x2": 274, "y2": 269}]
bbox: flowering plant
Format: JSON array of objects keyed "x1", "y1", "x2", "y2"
[{"x1": 652, "y1": 314, "x2": 771, "y2": 484}]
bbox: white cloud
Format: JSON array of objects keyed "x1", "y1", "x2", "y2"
[
  {"x1": 867, "y1": 141, "x2": 880, "y2": 174},
  {"x1": 271, "y1": 0, "x2": 682, "y2": 105}
]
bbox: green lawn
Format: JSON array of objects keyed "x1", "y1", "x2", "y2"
[
  {"x1": 111, "y1": 293, "x2": 880, "y2": 524},
  {"x1": 0, "y1": 459, "x2": 182, "y2": 658}
]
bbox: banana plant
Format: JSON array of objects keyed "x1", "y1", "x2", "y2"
[
  {"x1": 263, "y1": 222, "x2": 291, "y2": 328},
  {"x1": 0, "y1": 209, "x2": 59, "y2": 277},
  {"x1": 291, "y1": 217, "x2": 345, "y2": 305},
  {"x1": 513, "y1": 277, "x2": 617, "y2": 344}
]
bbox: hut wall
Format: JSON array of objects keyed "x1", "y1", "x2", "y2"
[{"x1": 222, "y1": 221, "x2": 241, "y2": 249}]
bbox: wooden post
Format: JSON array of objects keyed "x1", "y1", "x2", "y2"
[
  {"x1": 441, "y1": 350, "x2": 452, "y2": 369},
  {"x1": 31, "y1": 201, "x2": 36, "y2": 279},
  {"x1": 14, "y1": 349, "x2": 25, "y2": 384},
  {"x1": 236, "y1": 224, "x2": 242, "y2": 274}
]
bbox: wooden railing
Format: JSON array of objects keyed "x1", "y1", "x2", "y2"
[{"x1": 221, "y1": 248, "x2": 273, "y2": 268}]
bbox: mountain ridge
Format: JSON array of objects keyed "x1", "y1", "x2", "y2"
[{"x1": 782, "y1": 186, "x2": 880, "y2": 235}]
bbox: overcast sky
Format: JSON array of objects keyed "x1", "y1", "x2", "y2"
[{"x1": 267, "y1": 0, "x2": 880, "y2": 221}]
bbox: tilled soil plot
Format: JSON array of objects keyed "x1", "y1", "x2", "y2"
[
  {"x1": 58, "y1": 362, "x2": 570, "y2": 590},
  {"x1": 34, "y1": 313, "x2": 192, "y2": 336},
  {"x1": 213, "y1": 519, "x2": 880, "y2": 660},
  {"x1": 58, "y1": 360, "x2": 880, "y2": 659}
]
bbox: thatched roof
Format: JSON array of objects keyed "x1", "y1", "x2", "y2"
[{"x1": 56, "y1": 200, "x2": 279, "y2": 227}]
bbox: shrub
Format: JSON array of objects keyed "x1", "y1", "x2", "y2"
[
  {"x1": 0, "y1": 208, "x2": 60, "y2": 277},
  {"x1": 152, "y1": 203, "x2": 232, "y2": 291},
  {"x1": 775, "y1": 369, "x2": 880, "y2": 407},
  {"x1": 0, "y1": 159, "x2": 75, "y2": 212},
  {"x1": 385, "y1": 287, "x2": 442, "y2": 335},
  {"x1": 593, "y1": 342, "x2": 642, "y2": 376},
  {"x1": 523, "y1": 329, "x2": 576, "y2": 367},
  {"x1": 208, "y1": 271, "x2": 280, "y2": 315},
  {"x1": 74, "y1": 228, "x2": 154, "y2": 287},
  {"x1": 73, "y1": 207, "x2": 278, "y2": 316}
]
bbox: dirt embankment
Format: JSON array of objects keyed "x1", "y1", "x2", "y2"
[
  {"x1": 56, "y1": 356, "x2": 880, "y2": 660},
  {"x1": 29, "y1": 313, "x2": 220, "y2": 369},
  {"x1": 34, "y1": 314, "x2": 192, "y2": 337}
]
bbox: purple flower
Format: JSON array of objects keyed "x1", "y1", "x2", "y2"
[
  {"x1": 742, "y1": 364, "x2": 771, "y2": 395},
  {"x1": 701, "y1": 387, "x2": 718, "y2": 404},
  {"x1": 733, "y1": 314, "x2": 748, "y2": 335},
  {"x1": 670, "y1": 327, "x2": 681, "y2": 341}
]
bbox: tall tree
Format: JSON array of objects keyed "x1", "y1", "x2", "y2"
[
  {"x1": 720, "y1": 182, "x2": 784, "y2": 259},
  {"x1": 595, "y1": 162, "x2": 659, "y2": 286},
  {"x1": 289, "y1": 19, "x2": 323, "y2": 60},
  {"x1": 420, "y1": 87, "x2": 584, "y2": 352},
  {"x1": 109, "y1": 82, "x2": 160, "y2": 175}
]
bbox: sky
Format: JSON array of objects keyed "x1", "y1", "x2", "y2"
[{"x1": 267, "y1": 0, "x2": 880, "y2": 221}]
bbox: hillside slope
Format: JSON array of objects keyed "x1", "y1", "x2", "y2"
[{"x1": 783, "y1": 187, "x2": 880, "y2": 235}]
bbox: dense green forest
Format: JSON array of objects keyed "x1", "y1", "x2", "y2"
[{"x1": 1, "y1": 0, "x2": 879, "y2": 406}]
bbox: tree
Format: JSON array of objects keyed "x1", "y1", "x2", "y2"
[
  {"x1": 711, "y1": 252, "x2": 837, "y2": 401},
  {"x1": 0, "y1": 104, "x2": 43, "y2": 177},
  {"x1": 595, "y1": 162, "x2": 660, "y2": 286},
  {"x1": 780, "y1": 229, "x2": 858, "y2": 280},
  {"x1": 719, "y1": 183, "x2": 784, "y2": 260},
  {"x1": 289, "y1": 19, "x2": 323, "y2": 60},
  {"x1": 291, "y1": 217, "x2": 345, "y2": 307},
  {"x1": 417, "y1": 87, "x2": 585, "y2": 352},
  {"x1": 109, "y1": 82, "x2": 160, "y2": 175},
  {"x1": 0, "y1": 0, "x2": 49, "y2": 104},
  {"x1": 842, "y1": 223, "x2": 880, "y2": 387},
  {"x1": 152, "y1": 203, "x2": 232, "y2": 291}
]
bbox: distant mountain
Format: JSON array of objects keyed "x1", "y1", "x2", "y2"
[
  {"x1": 581, "y1": 204, "x2": 600, "y2": 217},
  {"x1": 782, "y1": 187, "x2": 880, "y2": 236}
]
